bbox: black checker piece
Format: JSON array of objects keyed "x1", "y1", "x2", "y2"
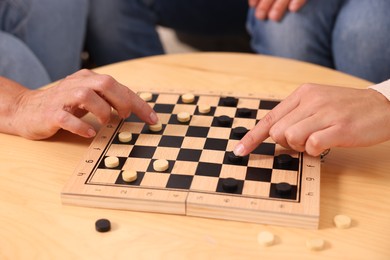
[
  {"x1": 219, "y1": 97, "x2": 238, "y2": 107},
  {"x1": 230, "y1": 126, "x2": 248, "y2": 139},
  {"x1": 235, "y1": 108, "x2": 256, "y2": 119},
  {"x1": 223, "y1": 151, "x2": 249, "y2": 166},
  {"x1": 211, "y1": 115, "x2": 232, "y2": 128},
  {"x1": 270, "y1": 183, "x2": 297, "y2": 200},
  {"x1": 272, "y1": 156, "x2": 299, "y2": 171},
  {"x1": 216, "y1": 178, "x2": 244, "y2": 194}
]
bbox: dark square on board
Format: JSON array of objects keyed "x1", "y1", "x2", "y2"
[
  {"x1": 204, "y1": 138, "x2": 228, "y2": 151},
  {"x1": 195, "y1": 162, "x2": 222, "y2": 177},
  {"x1": 177, "y1": 148, "x2": 202, "y2": 161},
  {"x1": 166, "y1": 174, "x2": 194, "y2": 189},
  {"x1": 158, "y1": 136, "x2": 184, "y2": 148},
  {"x1": 129, "y1": 146, "x2": 156, "y2": 158}
]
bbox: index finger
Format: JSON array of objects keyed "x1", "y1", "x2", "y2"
[{"x1": 233, "y1": 92, "x2": 300, "y2": 156}]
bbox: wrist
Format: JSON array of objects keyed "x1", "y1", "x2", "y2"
[{"x1": 368, "y1": 79, "x2": 390, "y2": 102}]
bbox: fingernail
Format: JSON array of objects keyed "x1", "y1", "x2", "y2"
[
  {"x1": 87, "y1": 128, "x2": 96, "y2": 138},
  {"x1": 149, "y1": 112, "x2": 159, "y2": 124},
  {"x1": 233, "y1": 143, "x2": 245, "y2": 156}
]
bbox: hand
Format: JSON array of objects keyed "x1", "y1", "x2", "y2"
[
  {"x1": 234, "y1": 83, "x2": 390, "y2": 156},
  {"x1": 10, "y1": 69, "x2": 158, "y2": 140},
  {"x1": 249, "y1": 0, "x2": 307, "y2": 21}
]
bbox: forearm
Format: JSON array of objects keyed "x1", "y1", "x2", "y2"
[{"x1": 0, "y1": 77, "x2": 29, "y2": 136}]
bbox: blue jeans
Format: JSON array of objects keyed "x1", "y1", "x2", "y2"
[
  {"x1": 247, "y1": 0, "x2": 390, "y2": 83},
  {"x1": 0, "y1": 0, "x2": 88, "y2": 89},
  {"x1": 87, "y1": 0, "x2": 248, "y2": 66}
]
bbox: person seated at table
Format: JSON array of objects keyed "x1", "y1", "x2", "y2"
[
  {"x1": 86, "y1": 0, "x2": 250, "y2": 66},
  {"x1": 234, "y1": 79, "x2": 390, "y2": 157},
  {"x1": 0, "y1": 70, "x2": 159, "y2": 140},
  {"x1": 0, "y1": 0, "x2": 88, "y2": 89},
  {"x1": 246, "y1": 0, "x2": 390, "y2": 83}
]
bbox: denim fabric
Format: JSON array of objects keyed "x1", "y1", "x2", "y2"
[
  {"x1": 247, "y1": 0, "x2": 390, "y2": 83},
  {"x1": 87, "y1": 0, "x2": 249, "y2": 66},
  {"x1": 0, "y1": 0, "x2": 88, "y2": 88}
]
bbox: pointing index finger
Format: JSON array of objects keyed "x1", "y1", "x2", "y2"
[{"x1": 233, "y1": 91, "x2": 301, "y2": 156}]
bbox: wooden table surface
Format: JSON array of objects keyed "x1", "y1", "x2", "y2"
[{"x1": 1, "y1": 53, "x2": 389, "y2": 259}]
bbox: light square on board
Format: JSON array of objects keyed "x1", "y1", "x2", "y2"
[
  {"x1": 232, "y1": 118, "x2": 256, "y2": 129},
  {"x1": 207, "y1": 126, "x2": 231, "y2": 139},
  {"x1": 219, "y1": 164, "x2": 247, "y2": 180},
  {"x1": 172, "y1": 104, "x2": 197, "y2": 115},
  {"x1": 197, "y1": 95, "x2": 220, "y2": 107},
  {"x1": 189, "y1": 115, "x2": 214, "y2": 127},
  {"x1": 106, "y1": 144, "x2": 133, "y2": 157},
  {"x1": 271, "y1": 169, "x2": 298, "y2": 185},
  {"x1": 120, "y1": 122, "x2": 144, "y2": 134},
  {"x1": 181, "y1": 137, "x2": 206, "y2": 150},
  {"x1": 163, "y1": 124, "x2": 189, "y2": 136},
  {"x1": 241, "y1": 180, "x2": 271, "y2": 197},
  {"x1": 155, "y1": 93, "x2": 180, "y2": 104},
  {"x1": 171, "y1": 161, "x2": 198, "y2": 175},
  {"x1": 190, "y1": 175, "x2": 219, "y2": 192},
  {"x1": 248, "y1": 154, "x2": 274, "y2": 169},
  {"x1": 153, "y1": 147, "x2": 180, "y2": 160},
  {"x1": 199, "y1": 149, "x2": 225, "y2": 164},
  {"x1": 238, "y1": 98, "x2": 261, "y2": 110},
  {"x1": 214, "y1": 106, "x2": 237, "y2": 117},
  {"x1": 140, "y1": 172, "x2": 170, "y2": 188},
  {"x1": 123, "y1": 157, "x2": 151, "y2": 172},
  {"x1": 90, "y1": 169, "x2": 120, "y2": 184},
  {"x1": 135, "y1": 134, "x2": 161, "y2": 147}
]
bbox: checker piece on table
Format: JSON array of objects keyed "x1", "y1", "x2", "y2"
[{"x1": 62, "y1": 91, "x2": 321, "y2": 229}]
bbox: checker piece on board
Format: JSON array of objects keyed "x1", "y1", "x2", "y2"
[
  {"x1": 217, "y1": 115, "x2": 232, "y2": 127},
  {"x1": 222, "y1": 97, "x2": 238, "y2": 107},
  {"x1": 227, "y1": 151, "x2": 243, "y2": 164},
  {"x1": 237, "y1": 108, "x2": 252, "y2": 117},
  {"x1": 222, "y1": 178, "x2": 239, "y2": 193},
  {"x1": 276, "y1": 154, "x2": 293, "y2": 166},
  {"x1": 181, "y1": 93, "x2": 195, "y2": 103},
  {"x1": 232, "y1": 126, "x2": 248, "y2": 139}
]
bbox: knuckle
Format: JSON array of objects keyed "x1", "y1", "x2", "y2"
[
  {"x1": 55, "y1": 111, "x2": 70, "y2": 126},
  {"x1": 269, "y1": 125, "x2": 283, "y2": 143},
  {"x1": 261, "y1": 111, "x2": 276, "y2": 128},
  {"x1": 72, "y1": 88, "x2": 92, "y2": 103},
  {"x1": 95, "y1": 74, "x2": 116, "y2": 91}
]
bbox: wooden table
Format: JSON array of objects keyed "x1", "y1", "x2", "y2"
[{"x1": 1, "y1": 53, "x2": 389, "y2": 259}]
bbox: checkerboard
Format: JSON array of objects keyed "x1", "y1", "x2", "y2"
[{"x1": 62, "y1": 91, "x2": 321, "y2": 229}]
